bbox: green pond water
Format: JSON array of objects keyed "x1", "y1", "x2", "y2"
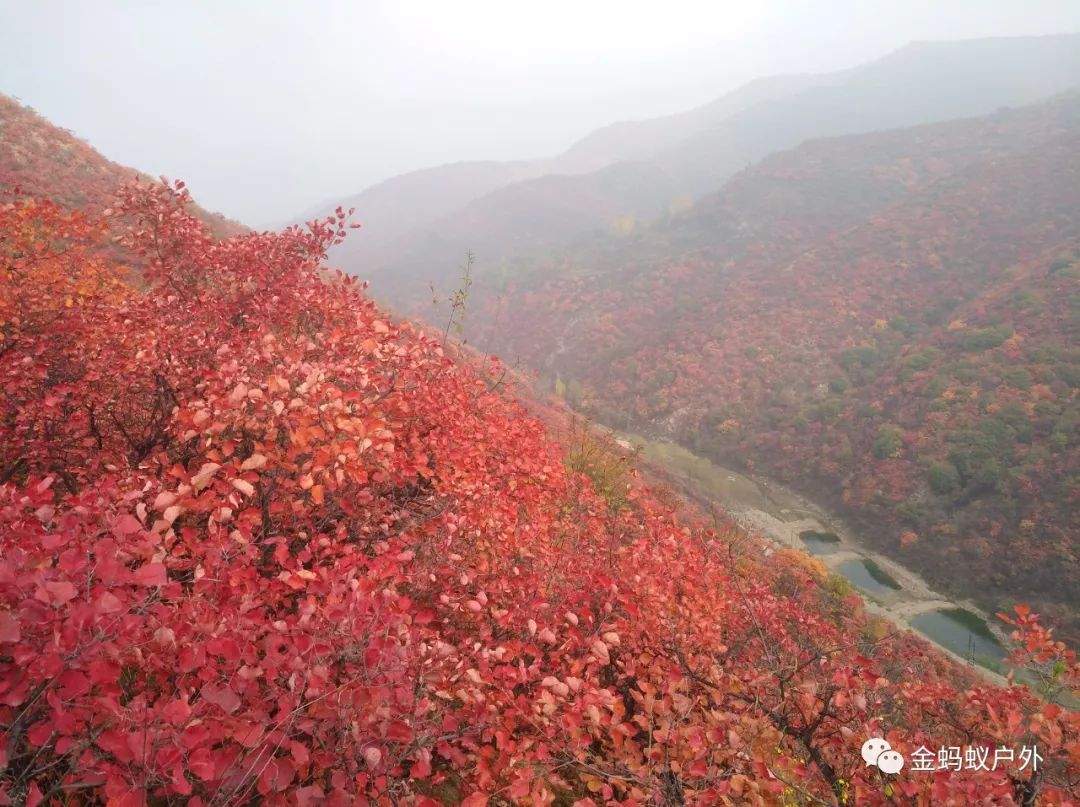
[
  {"x1": 800, "y1": 530, "x2": 841, "y2": 556},
  {"x1": 837, "y1": 558, "x2": 902, "y2": 596},
  {"x1": 911, "y1": 608, "x2": 1009, "y2": 671}
]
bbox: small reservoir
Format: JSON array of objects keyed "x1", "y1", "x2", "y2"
[
  {"x1": 837, "y1": 558, "x2": 902, "y2": 597},
  {"x1": 910, "y1": 608, "x2": 1009, "y2": 671},
  {"x1": 800, "y1": 529, "x2": 842, "y2": 556}
]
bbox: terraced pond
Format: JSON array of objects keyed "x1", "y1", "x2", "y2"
[
  {"x1": 837, "y1": 557, "x2": 903, "y2": 597},
  {"x1": 799, "y1": 529, "x2": 842, "y2": 556},
  {"x1": 911, "y1": 608, "x2": 1010, "y2": 673}
]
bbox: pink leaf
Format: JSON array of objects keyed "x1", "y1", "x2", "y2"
[{"x1": 289, "y1": 741, "x2": 310, "y2": 766}]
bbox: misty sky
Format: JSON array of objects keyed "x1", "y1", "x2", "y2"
[{"x1": 2, "y1": 1, "x2": 1079, "y2": 226}]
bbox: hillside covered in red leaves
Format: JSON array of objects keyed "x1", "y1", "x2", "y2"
[
  {"x1": 469, "y1": 93, "x2": 1080, "y2": 644},
  {"x1": 2, "y1": 158, "x2": 1078, "y2": 806},
  {"x1": 0, "y1": 93, "x2": 242, "y2": 238}
]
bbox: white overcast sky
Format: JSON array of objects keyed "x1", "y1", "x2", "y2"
[{"x1": 2, "y1": 1, "x2": 1079, "y2": 225}]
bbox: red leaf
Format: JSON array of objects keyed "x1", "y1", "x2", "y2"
[
  {"x1": 200, "y1": 684, "x2": 241, "y2": 715},
  {"x1": 414, "y1": 608, "x2": 436, "y2": 625},
  {"x1": 111, "y1": 785, "x2": 148, "y2": 807},
  {"x1": 162, "y1": 697, "x2": 192, "y2": 725},
  {"x1": 97, "y1": 729, "x2": 135, "y2": 763},
  {"x1": 296, "y1": 786, "x2": 326, "y2": 807},
  {"x1": 206, "y1": 637, "x2": 241, "y2": 661},
  {"x1": 289, "y1": 741, "x2": 310, "y2": 766},
  {"x1": 386, "y1": 720, "x2": 413, "y2": 742},
  {"x1": 258, "y1": 757, "x2": 295, "y2": 794},
  {"x1": 25, "y1": 783, "x2": 43, "y2": 807},
  {"x1": 188, "y1": 746, "x2": 215, "y2": 781},
  {"x1": 42, "y1": 581, "x2": 78, "y2": 606},
  {"x1": 508, "y1": 777, "x2": 532, "y2": 799},
  {"x1": 179, "y1": 644, "x2": 206, "y2": 673},
  {"x1": 170, "y1": 763, "x2": 192, "y2": 796},
  {"x1": 58, "y1": 669, "x2": 91, "y2": 698},
  {"x1": 181, "y1": 724, "x2": 212, "y2": 752},
  {"x1": 112, "y1": 514, "x2": 142, "y2": 536},
  {"x1": 411, "y1": 749, "x2": 432, "y2": 779},
  {"x1": 134, "y1": 563, "x2": 167, "y2": 587},
  {"x1": 0, "y1": 611, "x2": 19, "y2": 643},
  {"x1": 28, "y1": 721, "x2": 52, "y2": 746}
]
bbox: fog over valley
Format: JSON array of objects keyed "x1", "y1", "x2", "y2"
[{"x1": 2, "y1": 1, "x2": 1079, "y2": 224}]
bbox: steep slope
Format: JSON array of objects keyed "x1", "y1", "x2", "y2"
[
  {"x1": 468, "y1": 93, "x2": 1080, "y2": 643},
  {"x1": 0, "y1": 93, "x2": 243, "y2": 236},
  {"x1": 316, "y1": 33, "x2": 1080, "y2": 311},
  {"x1": 2, "y1": 173, "x2": 1078, "y2": 804}
]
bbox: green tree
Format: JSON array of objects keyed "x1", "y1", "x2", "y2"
[
  {"x1": 927, "y1": 461, "x2": 960, "y2": 495},
  {"x1": 872, "y1": 425, "x2": 904, "y2": 459}
]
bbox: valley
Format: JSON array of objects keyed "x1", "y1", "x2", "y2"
[
  {"x1": 467, "y1": 92, "x2": 1080, "y2": 646},
  {"x1": 297, "y1": 38, "x2": 1080, "y2": 650},
  {"x1": 611, "y1": 428, "x2": 1016, "y2": 679}
]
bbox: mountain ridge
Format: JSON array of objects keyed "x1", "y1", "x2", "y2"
[{"x1": 308, "y1": 32, "x2": 1080, "y2": 311}]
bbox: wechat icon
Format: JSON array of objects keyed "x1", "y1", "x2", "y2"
[{"x1": 862, "y1": 738, "x2": 905, "y2": 775}]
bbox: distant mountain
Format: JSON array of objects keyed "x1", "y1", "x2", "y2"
[
  {"x1": 554, "y1": 72, "x2": 822, "y2": 172},
  {"x1": 304, "y1": 33, "x2": 1080, "y2": 309},
  {"x1": 467, "y1": 92, "x2": 1080, "y2": 642},
  {"x1": 294, "y1": 71, "x2": 821, "y2": 289},
  {"x1": 654, "y1": 33, "x2": 1080, "y2": 196},
  {"x1": 0, "y1": 93, "x2": 243, "y2": 236},
  {"x1": 291, "y1": 159, "x2": 539, "y2": 257}
]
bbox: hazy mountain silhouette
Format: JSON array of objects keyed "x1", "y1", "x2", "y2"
[{"x1": 301, "y1": 33, "x2": 1080, "y2": 309}]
